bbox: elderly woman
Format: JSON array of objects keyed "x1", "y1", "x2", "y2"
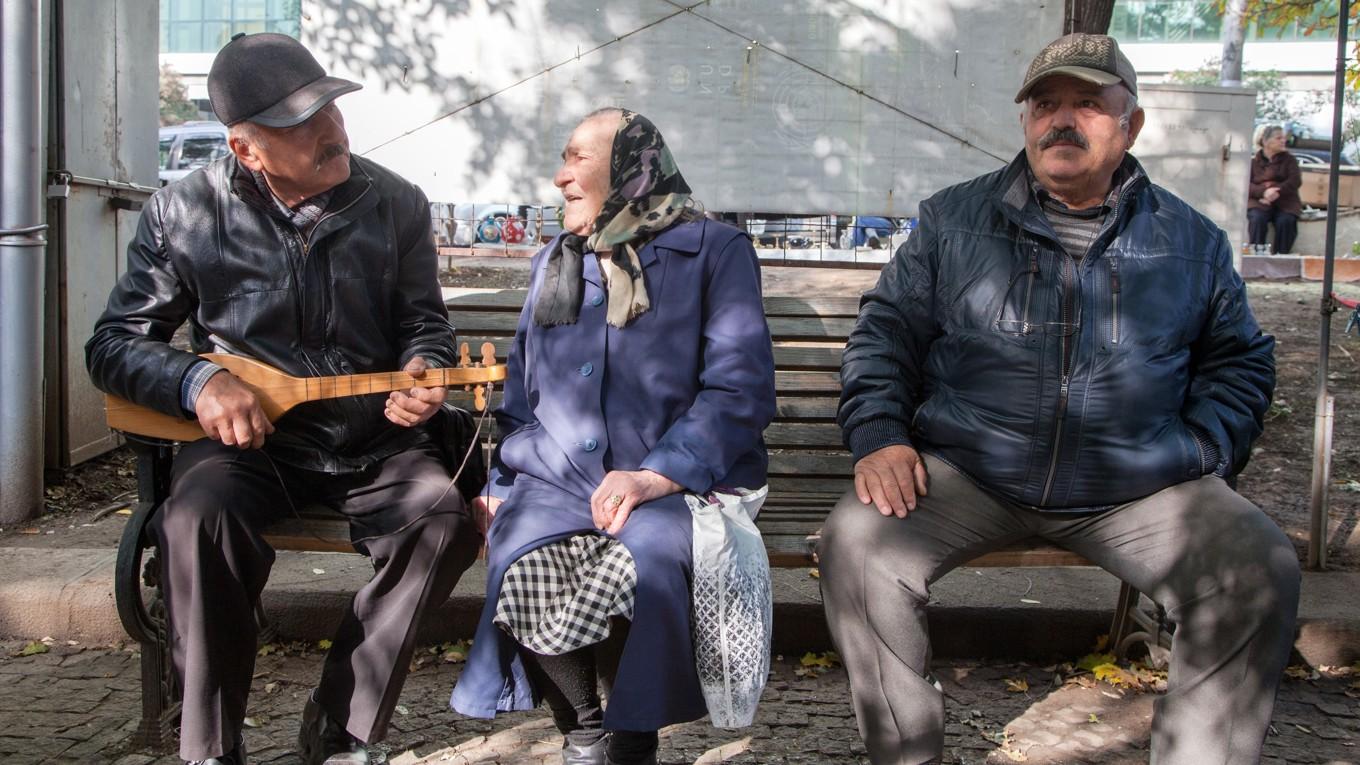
[
  {"x1": 450, "y1": 108, "x2": 776, "y2": 765},
  {"x1": 1249, "y1": 123, "x2": 1303, "y2": 254}
]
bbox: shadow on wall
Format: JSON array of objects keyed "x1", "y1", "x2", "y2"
[{"x1": 308, "y1": 0, "x2": 1055, "y2": 212}]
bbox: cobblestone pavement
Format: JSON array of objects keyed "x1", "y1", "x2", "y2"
[{"x1": 1, "y1": 640, "x2": 1355, "y2": 765}]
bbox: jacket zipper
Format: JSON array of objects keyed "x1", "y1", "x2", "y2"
[
  {"x1": 1021, "y1": 246, "x2": 1038, "y2": 332},
  {"x1": 1108, "y1": 256, "x2": 1121, "y2": 345},
  {"x1": 307, "y1": 187, "x2": 369, "y2": 361},
  {"x1": 1040, "y1": 250, "x2": 1076, "y2": 505}
]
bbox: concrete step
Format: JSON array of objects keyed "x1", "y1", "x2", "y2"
[{"x1": 2, "y1": 545, "x2": 1356, "y2": 665}]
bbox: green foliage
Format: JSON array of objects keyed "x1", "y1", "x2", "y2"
[
  {"x1": 159, "y1": 63, "x2": 198, "y2": 127},
  {"x1": 1237, "y1": 0, "x2": 1360, "y2": 88},
  {"x1": 1167, "y1": 58, "x2": 1292, "y2": 120}
]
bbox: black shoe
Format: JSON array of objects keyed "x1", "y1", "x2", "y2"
[
  {"x1": 187, "y1": 735, "x2": 247, "y2": 764},
  {"x1": 297, "y1": 692, "x2": 370, "y2": 765},
  {"x1": 605, "y1": 730, "x2": 658, "y2": 765},
  {"x1": 561, "y1": 732, "x2": 607, "y2": 765}
]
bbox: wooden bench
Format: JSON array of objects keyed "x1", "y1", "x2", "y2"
[{"x1": 113, "y1": 286, "x2": 1166, "y2": 753}]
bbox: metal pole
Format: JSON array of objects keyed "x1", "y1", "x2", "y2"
[
  {"x1": 0, "y1": 0, "x2": 47, "y2": 526},
  {"x1": 1306, "y1": 0, "x2": 1350, "y2": 571}
]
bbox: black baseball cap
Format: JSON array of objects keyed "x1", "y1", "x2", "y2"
[
  {"x1": 1015, "y1": 33, "x2": 1138, "y2": 103},
  {"x1": 208, "y1": 33, "x2": 361, "y2": 127}
]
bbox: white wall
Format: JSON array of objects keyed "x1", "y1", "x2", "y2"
[
  {"x1": 303, "y1": 0, "x2": 1067, "y2": 216},
  {"x1": 1133, "y1": 83, "x2": 1256, "y2": 250}
]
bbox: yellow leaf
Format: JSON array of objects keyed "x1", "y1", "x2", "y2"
[
  {"x1": 809, "y1": 568, "x2": 820, "y2": 579},
  {"x1": 1092, "y1": 663, "x2": 1130, "y2": 686},
  {"x1": 257, "y1": 643, "x2": 277, "y2": 657},
  {"x1": 1077, "y1": 652, "x2": 1117, "y2": 672},
  {"x1": 1092, "y1": 634, "x2": 1110, "y2": 652},
  {"x1": 1004, "y1": 678, "x2": 1029, "y2": 693},
  {"x1": 799, "y1": 651, "x2": 841, "y2": 670},
  {"x1": 317, "y1": 639, "x2": 333, "y2": 651},
  {"x1": 1088, "y1": 713, "x2": 1100, "y2": 723}
]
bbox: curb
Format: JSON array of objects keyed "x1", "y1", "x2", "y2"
[{"x1": 1, "y1": 546, "x2": 1356, "y2": 665}]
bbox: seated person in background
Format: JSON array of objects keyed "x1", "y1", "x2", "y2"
[
  {"x1": 820, "y1": 34, "x2": 1299, "y2": 765},
  {"x1": 85, "y1": 32, "x2": 481, "y2": 765},
  {"x1": 1248, "y1": 123, "x2": 1303, "y2": 254},
  {"x1": 450, "y1": 107, "x2": 776, "y2": 765}
]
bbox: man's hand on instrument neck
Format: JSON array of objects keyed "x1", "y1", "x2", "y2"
[
  {"x1": 196, "y1": 371, "x2": 274, "y2": 449},
  {"x1": 385, "y1": 356, "x2": 446, "y2": 427}
]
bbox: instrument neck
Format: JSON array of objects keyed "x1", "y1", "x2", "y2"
[{"x1": 307, "y1": 368, "x2": 449, "y2": 401}]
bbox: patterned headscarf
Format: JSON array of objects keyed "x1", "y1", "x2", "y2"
[{"x1": 533, "y1": 109, "x2": 697, "y2": 328}]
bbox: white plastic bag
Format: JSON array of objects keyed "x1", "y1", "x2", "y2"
[{"x1": 688, "y1": 485, "x2": 772, "y2": 728}]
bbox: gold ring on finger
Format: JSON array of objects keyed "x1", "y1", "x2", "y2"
[{"x1": 608, "y1": 494, "x2": 624, "y2": 507}]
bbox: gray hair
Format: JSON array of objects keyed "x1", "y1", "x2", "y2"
[
  {"x1": 228, "y1": 120, "x2": 266, "y2": 149},
  {"x1": 582, "y1": 106, "x2": 624, "y2": 124},
  {"x1": 1117, "y1": 89, "x2": 1140, "y2": 131},
  {"x1": 1254, "y1": 123, "x2": 1284, "y2": 149}
]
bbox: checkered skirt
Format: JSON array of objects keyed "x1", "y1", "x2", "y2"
[{"x1": 492, "y1": 533, "x2": 638, "y2": 655}]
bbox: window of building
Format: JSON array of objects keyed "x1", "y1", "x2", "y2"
[
  {"x1": 1111, "y1": 0, "x2": 1339, "y2": 44},
  {"x1": 160, "y1": 0, "x2": 301, "y2": 53}
]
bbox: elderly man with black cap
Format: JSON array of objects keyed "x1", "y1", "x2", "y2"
[
  {"x1": 820, "y1": 33, "x2": 1299, "y2": 764},
  {"x1": 86, "y1": 33, "x2": 481, "y2": 765}
]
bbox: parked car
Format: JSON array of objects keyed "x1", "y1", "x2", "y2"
[{"x1": 159, "y1": 121, "x2": 229, "y2": 185}]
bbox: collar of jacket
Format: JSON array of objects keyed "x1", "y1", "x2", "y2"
[
  {"x1": 994, "y1": 150, "x2": 1152, "y2": 246},
  {"x1": 633, "y1": 216, "x2": 711, "y2": 269},
  {"x1": 225, "y1": 155, "x2": 377, "y2": 238}
]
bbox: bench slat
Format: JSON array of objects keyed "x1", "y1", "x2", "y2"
[{"x1": 446, "y1": 290, "x2": 862, "y2": 321}]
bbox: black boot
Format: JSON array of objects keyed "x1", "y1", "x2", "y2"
[
  {"x1": 561, "y1": 730, "x2": 608, "y2": 765},
  {"x1": 297, "y1": 691, "x2": 370, "y2": 765}
]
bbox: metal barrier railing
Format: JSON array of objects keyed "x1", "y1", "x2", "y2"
[{"x1": 429, "y1": 205, "x2": 917, "y2": 267}]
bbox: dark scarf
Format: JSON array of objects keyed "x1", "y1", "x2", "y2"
[{"x1": 533, "y1": 109, "x2": 696, "y2": 328}]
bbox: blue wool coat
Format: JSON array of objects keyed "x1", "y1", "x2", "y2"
[{"x1": 450, "y1": 218, "x2": 777, "y2": 730}]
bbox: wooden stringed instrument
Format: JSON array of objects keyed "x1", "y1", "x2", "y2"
[{"x1": 104, "y1": 342, "x2": 507, "y2": 442}]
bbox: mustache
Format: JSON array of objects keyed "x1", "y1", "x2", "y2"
[
  {"x1": 315, "y1": 144, "x2": 349, "y2": 169},
  {"x1": 1038, "y1": 127, "x2": 1088, "y2": 150}
]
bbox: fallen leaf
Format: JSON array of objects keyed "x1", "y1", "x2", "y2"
[
  {"x1": 800, "y1": 651, "x2": 841, "y2": 670},
  {"x1": 312, "y1": 568, "x2": 326, "y2": 575},
  {"x1": 264, "y1": 682, "x2": 278, "y2": 694},
  {"x1": 1088, "y1": 713, "x2": 1100, "y2": 723},
  {"x1": 1077, "y1": 652, "x2": 1117, "y2": 672},
  {"x1": 257, "y1": 644, "x2": 278, "y2": 657},
  {"x1": 17, "y1": 641, "x2": 48, "y2": 657},
  {"x1": 1091, "y1": 661, "x2": 1128, "y2": 684},
  {"x1": 243, "y1": 716, "x2": 261, "y2": 728},
  {"x1": 395, "y1": 705, "x2": 410, "y2": 716},
  {"x1": 1004, "y1": 678, "x2": 1029, "y2": 693},
  {"x1": 1092, "y1": 634, "x2": 1110, "y2": 652},
  {"x1": 317, "y1": 639, "x2": 333, "y2": 651},
  {"x1": 116, "y1": 508, "x2": 132, "y2": 516},
  {"x1": 809, "y1": 568, "x2": 820, "y2": 579}
]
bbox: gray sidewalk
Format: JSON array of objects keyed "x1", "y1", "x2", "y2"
[
  {"x1": 0, "y1": 516, "x2": 1358, "y2": 764},
  {"x1": 2, "y1": 638, "x2": 1356, "y2": 765}
]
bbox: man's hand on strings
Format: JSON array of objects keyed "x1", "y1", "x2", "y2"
[{"x1": 386, "y1": 356, "x2": 446, "y2": 427}]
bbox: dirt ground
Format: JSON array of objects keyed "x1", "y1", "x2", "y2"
[{"x1": 13, "y1": 265, "x2": 1360, "y2": 571}]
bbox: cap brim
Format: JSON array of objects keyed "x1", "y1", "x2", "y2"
[
  {"x1": 1014, "y1": 66, "x2": 1122, "y2": 103},
  {"x1": 248, "y1": 76, "x2": 362, "y2": 128}
]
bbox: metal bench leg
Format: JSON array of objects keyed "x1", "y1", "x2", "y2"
[
  {"x1": 1109, "y1": 581, "x2": 1173, "y2": 660},
  {"x1": 115, "y1": 441, "x2": 181, "y2": 754}
]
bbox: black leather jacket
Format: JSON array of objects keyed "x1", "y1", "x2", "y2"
[
  {"x1": 86, "y1": 155, "x2": 456, "y2": 473},
  {"x1": 839, "y1": 153, "x2": 1275, "y2": 510}
]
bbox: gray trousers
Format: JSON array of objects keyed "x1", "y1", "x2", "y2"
[
  {"x1": 151, "y1": 439, "x2": 481, "y2": 762},
  {"x1": 819, "y1": 455, "x2": 1301, "y2": 765}
]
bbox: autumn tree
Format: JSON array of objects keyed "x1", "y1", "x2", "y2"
[{"x1": 159, "y1": 64, "x2": 199, "y2": 126}]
